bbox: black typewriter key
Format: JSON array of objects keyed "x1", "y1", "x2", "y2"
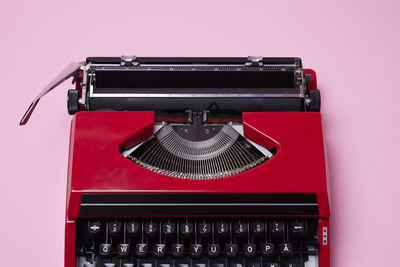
[
  {"x1": 109, "y1": 222, "x2": 122, "y2": 237},
  {"x1": 141, "y1": 264, "x2": 152, "y2": 267},
  {"x1": 154, "y1": 244, "x2": 167, "y2": 258},
  {"x1": 83, "y1": 242, "x2": 96, "y2": 255},
  {"x1": 251, "y1": 222, "x2": 265, "y2": 237},
  {"x1": 267, "y1": 264, "x2": 278, "y2": 267},
  {"x1": 144, "y1": 222, "x2": 158, "y2": 238},
  {"x1": 159, "y1": 264, "x2": 171, "y2": 267},
  {"x1": 177, "y1": 265, "x2": 189, "y2": 267},
  {"x1": 162, "y1": 223, "x2": 176, "y2": 237},
  {"x1": 190, "y1": 244, "x2": 203, "y2": 258},
  {"x1": 207, "y1": 244, "x2": 220, "y2": 257},
  {"x1": 180, "y1": 222, "x2": 194, "y2": 238},
  {"x1": 230, "y1": 264, "x2": 242, "y2": 267},
  {"x1": 136, "y1": 243, "x2": 149, "y2": 257},
  {"x1": 88, "y1": 222, "x2": 102, "y2": 238},
  {"x1": 290, "y1": 222, "x2": 305, "y2": 237},
  {"x1": 269, "y1": 221, "x2": 283, "y2": 236},
  {"x1": 99, "y1": 243, "x2": 112, "y2": 257},
  {"x1": 246, "y1": 263, "x2": 260, "y2": 267},
  {"x1": 117, "y1": 243, "x2": 130, "y2": 258},
  {"x1": 198, "y1": 223, "x2": 211, "y2": 237},
  {"x1": 243, "y1": 244, "x2": 256, "y2": 257},
  {"x1": 172, "y1": 243, "x2": 185, "y2": 257},
  {"x1": 261, "y1": 243, "x2": 274, "y2": 256},
  {"x1": 215, "y1": 223, "x2": 229, "y2": 237},
  {"x1": 195, "y1": 264, "x2": 206, "y2": 267},
  {"x1": 279, "y1": 243, "x2": 293, "y2": 257},
  {"x1": 226, "y1": 244, "x2": 238, "y2": 258},
  {"x1": 233, "y1": 223, "x2": 248, "y2": 238},
  {"x1": 123, "y1": 264, "x2": 134, "y2": 267},
  {"x1": 127, "y1": 222, "x2": 140, "y2": 237},
  {"x1": 212, "y1": 264, "x2": 225, "y2": 267},
  {"x1": 104, "y1": 264, "x2": 116, "y2": 267},
  {"x1": 285, "y1": 264, "x2": 296, "y2": 267}
]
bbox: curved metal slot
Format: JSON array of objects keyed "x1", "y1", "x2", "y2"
[{"x1": 123, "y1": 123, "x2": 275, "y2": 179}]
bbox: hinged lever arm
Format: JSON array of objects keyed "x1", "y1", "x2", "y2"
[{"x1": 19, "y1": 62, "x2": 82, "y2": 125}]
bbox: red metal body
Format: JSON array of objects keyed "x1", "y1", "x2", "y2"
[
  {"x1": 64, "y1": 70, "x2": 329, "y2": 267},
  {"x1": 64, "y1": 112, "x2": 330, "y2": 266}
]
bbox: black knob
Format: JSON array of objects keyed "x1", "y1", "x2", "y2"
[
  {"x1": 243, "y1": 244, "x2": 257, "y2": 257},
  {"x1": 305, "y1": 74, "x2": 313, "y2": 84},
  {"x1": 280, "y1": 243, "x2": 293, "y2": 257},
  {"x1": 225, "y1": 244, "x2": 238, "y2": 258},
  {"x1": 233, "y1": 223, "x2": 248, "y2": 238},
  {"x1": 162, "y1": 223, "x2": 176, "y2": 238},
  {"x1": 215, "y1": 223, "x2": 229, "y2": 238},
  {"x1": 88, "y1": 222, "x2": 102, "y2": 239},
  {"x1": 67, "y1": 89, "x2": 80, "y2": 115},
  {"x1": 207, "y1": 244, "x2": 220, "y2": 257},
  {"x1": 308, "y1": 89, "x2": 321, "y2": 112},
  {"x1": 180, "y1": 223, "x2": 194, "y2": 238},
  {"x1": 290, "y1": 222, "x2": 305, "y2": 237},
  {"x1": 127, "y1": 222, "x2": 140, "y2": 237},
  {"x1": 108, "y1": 222, "x2": 121, "y2": 237},
  {"x1": 144, "y1": 222, "x2": 158, "y2": 238}
]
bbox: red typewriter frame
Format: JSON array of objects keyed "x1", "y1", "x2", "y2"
[{"x1": 65, "y1": 69, "x2": 330, "y2": 267}]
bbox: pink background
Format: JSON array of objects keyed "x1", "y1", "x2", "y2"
[{"x1": 1, "y1": 0, "x2": 399, "y2": 266}]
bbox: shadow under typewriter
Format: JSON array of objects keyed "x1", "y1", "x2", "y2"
[{"x1": 123, "y1": 121, "x2": 275, "y2": 180}]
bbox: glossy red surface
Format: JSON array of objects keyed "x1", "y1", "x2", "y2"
[
  {"x1": 64, "y1": 71, "x2": 329, "y2": 266},
  {"x1": 66, "y1": 111, "x2": 328, "y2": 216}
]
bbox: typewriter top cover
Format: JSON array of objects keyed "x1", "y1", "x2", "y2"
[{"x1": 21, "y1": 56, "x2": 329, "y2": 267}]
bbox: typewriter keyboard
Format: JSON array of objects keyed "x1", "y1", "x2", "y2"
[{"x1": 76, "y1": 218, "x2": 319, "y2": 267}]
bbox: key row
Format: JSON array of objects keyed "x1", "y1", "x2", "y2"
[
  {"x1": 85, "y1": 261, "x2": 298, "y2": 267},
  {"x1": 87, "y1": 221, "x2": 308, "y2": 240},
  {"x1": 96, "y1": 242, "x2": 295, "y2": 258}
]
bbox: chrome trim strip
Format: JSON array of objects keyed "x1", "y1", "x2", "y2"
[
  {"x1": 81, "y1": 203, "x2": 318, "y2": 207},
  {"x1": 91, "y1": 93, "x2": 304, "y2": 98}
]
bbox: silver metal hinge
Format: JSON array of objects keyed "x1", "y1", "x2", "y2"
[
  {"x1": 121, "y1": 55, "x2": 139, "y2": 66},
  {"x1": 245, "y1": 56, "x2": 263, "y2": 67}
]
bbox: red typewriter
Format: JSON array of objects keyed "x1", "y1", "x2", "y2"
[{"x1": 21, "y1": 56, "x2": 329, "y2": 267}]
